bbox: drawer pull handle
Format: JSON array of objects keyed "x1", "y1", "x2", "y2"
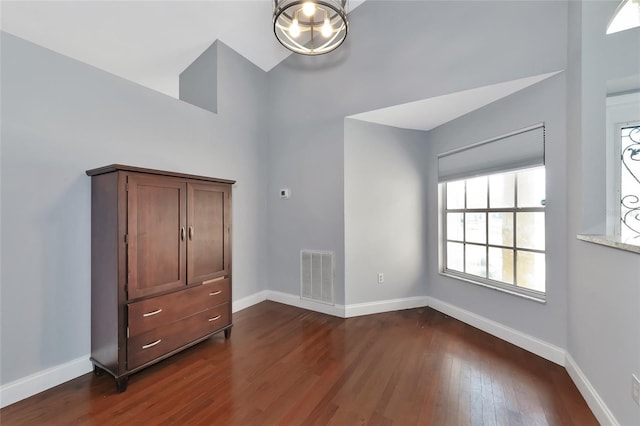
[
  {"x1": 203, "y1": 276, "x2": 226, "y2": 285},
  {"x1": 143, "y1": 308, "x2": 162, "y2": 317},
  {"x1": 208, "y1": 315, "x2": 221, "y2": 322},
  {"x1": 209, "y1": 290, "x2": 223, "y2": 296},
  {"x1": 142, "y1": 339, "x2": 162, "y2": 349}
]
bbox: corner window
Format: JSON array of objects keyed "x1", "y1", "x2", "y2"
[
  {"x1": 442, "y1": 167, "x2": 546, "y2": 299},
  {"x1": 438, "y1": 124, "x2": 546, "y2": 301}
]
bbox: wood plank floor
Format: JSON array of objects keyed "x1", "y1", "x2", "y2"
[{"x1": 1, "y1": 301, "x2": 597, "y2": 425}]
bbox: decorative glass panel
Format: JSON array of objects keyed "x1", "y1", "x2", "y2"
[{"x1": 621, "y1": 125, "x2": 640, "y2": 242}]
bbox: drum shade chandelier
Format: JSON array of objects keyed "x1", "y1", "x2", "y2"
[{"x1": 273, "y1": 0, "x2": 348, "y2": 55}]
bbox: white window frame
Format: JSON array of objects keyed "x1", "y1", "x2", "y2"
[{"x1": 439, "y1": 167, "x2": 546, "y2": 302}]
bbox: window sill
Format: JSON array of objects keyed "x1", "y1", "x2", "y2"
[
  {"x1": 576, "y1": 234, "x2": 640, "y2": 254},
  {"x1": 439, "y1": 271, "x2": 546, "y2": 304}
]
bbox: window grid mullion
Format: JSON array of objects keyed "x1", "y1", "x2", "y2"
[
  {"x1": 513, "y1": 173, "x2": 519, "y2": 286},
  {"x1": 463, "y1": 180, "x2": 467, "y2": 274},
  {"x1": 486, "y1": 178, "x2": 490, "y2": 279}
]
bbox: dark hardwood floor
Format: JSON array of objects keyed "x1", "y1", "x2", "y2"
[{"x1": 1, "y1": 301, "x2": 597, "y2": 425}]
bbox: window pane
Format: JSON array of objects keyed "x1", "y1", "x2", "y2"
[
  {"x1": 465, "y1": 213, "x2": 486, "y2": 244},
  {"x1": 488, "y1": 247, "x2": 514, "y2": 284},
  {"x1": 465, "y1": 244, "x2": 486, "y2": 278},
  {"x1": 516, "y1": 251, "x2": 545, "y2": 292},
  {"x1": 446, "y1": 180, "x2": 465, "y2": 209},
  {"x1": 516, "y1": 212, "x2": 545, "y2": 250},
  {"x1": 447, "y1": 242, "x2": 464, "y2": 272},
  {"x1": 447, "y1": 213, "x2": 464, "y2": 241},
  {"x1": 488, "y1": 212, "x2": 514, "y2": 247},
  {"x1": 489, "y1": 172, "x2": 515, "y2": 208},
  {"x1": 466, "y1": 176, "x2": 488, "y2": 208},
  {"x1": 517, "y1": 167, "x2": 546, "y2": 207}
]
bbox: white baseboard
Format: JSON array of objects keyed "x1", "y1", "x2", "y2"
[
  {"x1": 232, "y1": 290, "x2": 267, "y2": 313},
  {"x1": 565, "y1": 354, "x2": 619, "y2": 426},
  {"x1": 426, "y1": 296, "x2": 566, "y2": 366},
  {"x1": 345, "y1": 296, "x2": 428, "y2": 318},
  {"x1": 266, "y1": 290, "x2": 346, "y2": 317},
  {"x1": 265, "y1": 291, "x2": 429, "y2": 319},
  {"x1": 0, "y1": 355, "x2": 92, "y2": 409}
]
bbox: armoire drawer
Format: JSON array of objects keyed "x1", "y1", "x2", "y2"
[
  {"x1": 127, "y1": 303, "x2": 230, "y2": 370},
  {"x1": 127, "y1": 279, "x2": 230, "y2": 337}
]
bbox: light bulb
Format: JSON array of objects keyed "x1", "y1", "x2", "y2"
[
  {"x1": 302, "y1": 2, "x2": 316, "y2": 17},
  {"x1": 290, "y1": 18, "x2": 300, "y2": 38},
  {"x1": 321, "y1": 17, "x2": 332, "y2": 37}
]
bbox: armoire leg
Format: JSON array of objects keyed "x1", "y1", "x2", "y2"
[{"x1": 115, "y1": 376, "x2": 128, "y2": 393}]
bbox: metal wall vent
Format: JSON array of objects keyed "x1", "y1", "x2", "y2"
[{"x1": 300, "y1": 250, "x2": 334, "y2": 305}]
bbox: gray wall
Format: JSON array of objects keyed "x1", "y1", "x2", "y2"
[
  {"x1": 426, "y1": 75, "x2": 568, "y2": 348},
  {"x1": 267, "y1": 0, "x2": 568, "y2": 306},
  {"x1": 0, "y1": 33, "x2": 269, "y2": 384},
  {"x1": 3, "y1": 1, "x2": 637, "y2": 423},
  {"x1": 344, "y1": 120, "x2": 428, "y2": 305},
  {"x1": 567, "y1": 1, "x2": 640, "y2": 424},
  {"x1": 179, "y1": 41, "x2": 218, "y2": 114}
]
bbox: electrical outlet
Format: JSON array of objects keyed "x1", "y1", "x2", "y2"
[
  {"x1": 377, "y1": 273, "x2": 384, "y2": 284},
  {"x1": 632, "y1": 374, "x2": 640, "y2": 406}
]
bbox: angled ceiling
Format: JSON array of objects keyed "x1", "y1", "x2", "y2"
[
  {"x1": 0, "y1": 1, "x2": 365, "y2": 98},
  {"x1": 1, "y1": 1, "x2": 562, "y2": 133},
  {"x1": 348, "y1": 71, "x2": 563, "y2": 131}
]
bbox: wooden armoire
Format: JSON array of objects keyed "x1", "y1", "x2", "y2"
[{"x1": 86, "y1": 165, "x2": 234, "y2": 391}]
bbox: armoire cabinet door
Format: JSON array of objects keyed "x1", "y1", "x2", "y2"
[
  {"x1": 127, "y1": 174, "x2": 187, "y2": 299},
  {"x1": 187, "y1": 182, "x2": 230, "y2": 284}
]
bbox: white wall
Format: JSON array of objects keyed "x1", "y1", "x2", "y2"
[
  {"x1": 566, "y1": 1, "x2": 640, "y2": 424},
  {"x1": 344, "y1": 120, "x2": 429, "y2": 306},
  {"x1": 0, "y1": 33, "x2": 269, "y2": 386}
]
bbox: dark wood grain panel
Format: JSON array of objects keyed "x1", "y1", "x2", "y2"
[
  {"x1": 128, "y1": 279, "x2": 230, "y2": 337},
  {"x1": 127, "y1": 304, "x2": 230, "y2": 370},
  {"x1": 127, "y1": 173, "x2": 187, "y2": 299},
  {"x1": 89, "y1": 172, "x2": 120, "y2": 374},
  {"x1": 187, "y1": 182, "x2": 229, "y2": 284}
]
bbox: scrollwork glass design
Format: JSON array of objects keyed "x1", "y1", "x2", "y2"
[{"x1": 621, "y1": 125, "x2": 640, "y2": 242}]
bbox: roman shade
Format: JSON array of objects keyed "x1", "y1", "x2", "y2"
[{"x1": 437, "y1": 124, "x2": 545, "y2": 183}]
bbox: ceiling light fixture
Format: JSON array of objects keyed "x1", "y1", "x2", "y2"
[
  {"x1": 606, "y1": 0, "x2": 640, "y2": 34},
  {"x1": 273, "y1": 0, "x2": 348, "y2": 55}
]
